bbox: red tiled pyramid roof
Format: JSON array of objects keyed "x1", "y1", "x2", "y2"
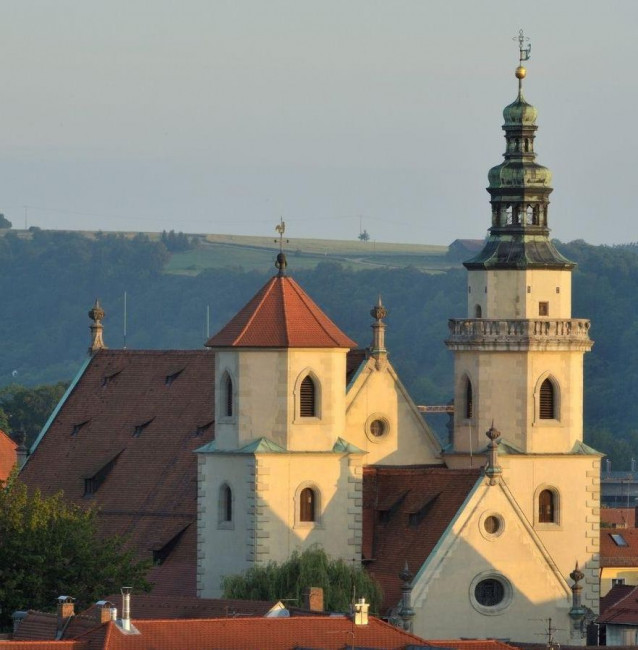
[
  {"x1": 0, "y1": 428, "x2": 17, "y2": 483},
  {"x1": 205, "y1": 274, "x2": 357, "y2": 348},
  {"x1": 363, "y1": 465, "x2": 482, "y2": 611}
]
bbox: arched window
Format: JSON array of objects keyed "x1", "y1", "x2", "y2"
[
  {"x1": 300, "y1": 487, "x2": 316, "y2": 522},
  {"x1": 538, "y1": 489, "x2": 555, "y2": 523},
  {"x1": 300, "y1": 376, "x2": 316, "y2": 417},
  {"x1": 539, "y1": 378, "x2": 555, "y2": 419},
  {"x1": 474, "y1": 305, "x2": 482, "y2": 318},
  {"x1": 465, "y1": 377, "x2": 473, "y2": 419},
  {"x1": 219, "y1": 483, "x2": 233, "y2": 524},
  {"x1": 223, "y1": 373, "x2": 233, "y2": 417}
]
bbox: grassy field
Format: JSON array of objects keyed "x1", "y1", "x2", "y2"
[{"x1": 165, "y1": 233, "x2": 452, "y2": 275}]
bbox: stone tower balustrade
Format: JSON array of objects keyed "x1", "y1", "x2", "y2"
[{"x1": 446, "y1": 318, "x2": 593, "y2": 351}]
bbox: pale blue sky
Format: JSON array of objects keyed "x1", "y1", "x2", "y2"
[{"x1": 0, "y1": 1, "x2": 634, "y2": 245}]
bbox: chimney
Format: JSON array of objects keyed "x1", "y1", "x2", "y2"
[
  {"x1": 120, "y1": 587, "x2": 132, "y2": 632},
  {"x1": 302, "y1": 587, "x2": 324, "y2": 612},
  {"x1": 95, "y1": 601, "x2": 116, "y2": 625},
  {"x1": 56, "y1": 596, "x2": 75, "y2": 638},
  {"x1": 353, "y1": 598, "x2": 369, "y2": 626}
]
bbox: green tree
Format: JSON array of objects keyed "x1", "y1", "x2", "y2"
[
  {"x1": 0, "y1": 214, "x2": 12, "y2": 229},
  {"x1": 358, "y1": 229, "x2": 370, "y2": 242},
  {"x1": 0, "y1": 473, "x2": 151, "y2": 630},
  {"x1": 222, "y1": 545, "x2": 383, "y2": 613},
  {"x1": 0, "y1": 383, "x2": 69, "y2": 447}
]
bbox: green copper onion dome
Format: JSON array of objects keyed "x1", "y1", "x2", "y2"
[{"x1": 465, "y1": 34, "x2": 574, "y2": 271}]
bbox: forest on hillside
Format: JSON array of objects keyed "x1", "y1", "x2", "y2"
[{"x1": 1, "y1": 229, "x2": 637, "y2": 467}]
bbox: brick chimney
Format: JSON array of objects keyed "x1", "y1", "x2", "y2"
[
  {"x1": 95, "y1": 601, "x2": 117, "y2": 624},
  {"x1": 302, "y1": 587, "x2": 324, "y2": 612},
  {"x1": 56, "y1": 596, "x2": 75, "y2": 638}
]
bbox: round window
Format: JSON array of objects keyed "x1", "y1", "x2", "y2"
[
  {"x1": 475, "y1": 579, "x2": 504, "y2": 607},
  {"x1": 369, "y1": 419, "x2": 386, "y2": 437},
  {"x1": 484, "y1": 515, "x2": 500, "y2": 534}
]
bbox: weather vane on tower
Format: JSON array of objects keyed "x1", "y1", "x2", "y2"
[
  {"x1": 274, "y1": 217, "x2": 290, "y2": 275},
  {"x1": 513, "y1": 29, "x2": 531, "y2": 95}
]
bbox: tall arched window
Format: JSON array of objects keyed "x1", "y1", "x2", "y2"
[
  {"x1": 465, "y1": 377, "x2": 473, "y2": 419},
  {"x1": 538, "y1": 489, "x2": 555, "y2": 523},
  {"x1": 300, "y1": 376, "x2": 316, "y2": 417},
  {"x1": 300, "y1": 487, "x2": 316, "y2": 522},
  {"x1": 219, "y1": 483, "x2": 233, "y2": 523},
  {"x1": 475, "y1": 305, "x2": 482, "y2": 318},
  {"x1": 539, "y1": 378, "x2": 555, "y2": 419},
  {"x1": 223, "y1": 373, "x2": 233, "y2": 417}
]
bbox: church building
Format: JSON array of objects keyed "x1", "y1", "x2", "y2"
[{"x1": 19, "y1": 37, "x2": 599, "y2": 645}]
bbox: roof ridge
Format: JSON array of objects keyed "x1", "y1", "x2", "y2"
[
  {"x1": 280, "y1": 277, "x2": 290, "y2": 347},
  {"x1": 286, "y1": 276, "x2": 346, "y2": 347},
  {"x1": 234, "y1": 277, "x2": 277, "y2": 346}
]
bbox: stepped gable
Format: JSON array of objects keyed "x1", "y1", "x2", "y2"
[
  {"x1": 0, "y1": 429, "x2": 17, "y2": 482},
  {"x1": 19, "y1": 349, "x2": 216, "y2": 597},
  {"x1": 205, "y1": 274, "x2": 357, "y2": 349},
  {"x1": 362, "y1": 465, "x2": 481, "y2": 611}
]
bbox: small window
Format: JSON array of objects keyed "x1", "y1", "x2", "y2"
[
  {"x1": 369, "y1": 419, "x2": 386, "y2": 437},
  {"x1": 556, "y1": 287, "x2": 560, "y2": 294},
  {"x1": 71, "y1": 420, "x2": 90, "y2": 436},
  {"x1": 612, "y1": 578, "x2": 627, "y2": 586},
  {"x1": 300, "y1": 487, "x2": 316, "y2": 522},
  {"x1": 223, "y1": 373, "x2": 233, "y2": 417},
  {"x1": 133, "y1": 418, "x2": 154, "y2": 437},
  {"x1": 219, "y1": 484, "x2": 233, "y2": 523},
  {"x1": 539, "y1": 301, "x2": 549, "y2": 316},
  {"x1": 300, "y1": 376, "x2": 316, "y2": 417},
  {"x1": 539, "y1": 379, "x2": 555, "y2": 419},
  {"x1": 474, "y1": 305, "x2": 482, "y2": 318},
  {"x1": 465, "y1": 377, "x2": 473, "y2": 419},
  {"x1": 165, "y1": 369, "x2": 183, "y2": 386},
  {"x1": 611, "y1": 533, "x2": 629, "y2": 547},
  {"x1": 539, "y1": 489, "x2": 555, "y2": 523}
]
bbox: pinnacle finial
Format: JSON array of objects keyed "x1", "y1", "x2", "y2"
[
  {"x1": 88, "y1": 299, "x2": 107, "y2": 355},
  {"x1": 513, "y1": 29, "x2": 531, "y2": 96}
]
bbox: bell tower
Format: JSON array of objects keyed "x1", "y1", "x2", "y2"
[{"x1": 446, "y1": 32, "x2": 593, "y2": 456}]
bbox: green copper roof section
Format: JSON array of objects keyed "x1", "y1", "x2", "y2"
[
  {"x1": 332, "y1": 437, "x2": 365, "y2": 454},
  {"x1": 195, "y1": 437, "x2": 287, "y2": 454},
  {"x1": 570, "y1": 440, "x2": 603, "y2": 456},
  {"x1": 466, "y1": 34, "x2": 575, "y2": 271}
]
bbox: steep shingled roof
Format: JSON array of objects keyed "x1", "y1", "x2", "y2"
[
  {"x1": 19, "y1": 350, "x2": 216, "y2": 596},
  {"x1": 362, "y1": 465, "x2": 482, "y2": 611},
  {"x1": 0, "y1": 429, "x2": 17, "y2": 482},
  {"x1": 205, "y1": 274, "x2": 357, "y2": 349}
]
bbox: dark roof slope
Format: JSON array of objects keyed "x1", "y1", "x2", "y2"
[
  {"x1": 363, "y1": 465, "x2": 481, "y2": 611},
  {"x1": 20, "y1": 349, "x2": 216, "y2": 596},
  {"x1": 598, "y1": 584, "x2": 638, "y2": 625},
  {"x1": 205, "y1": 274, "x2": 356, "y2": 348}
]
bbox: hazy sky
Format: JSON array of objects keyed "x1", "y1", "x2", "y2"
[{"x1": 0, "y1": 1, "x2": 634, "y2": 245}]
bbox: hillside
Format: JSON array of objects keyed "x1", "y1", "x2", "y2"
[{"x1": 1, "y1": 228, "x2": 637, "y2": 466}]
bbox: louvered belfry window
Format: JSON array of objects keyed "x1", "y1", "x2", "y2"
[
  {"x1": 300, "y1": 487, "x2": 316, "y2": 522},
  {"x1": 539, "y1": 489, "x2": 555, "y2": 523},
  {"x1": 300, "y1": 376, "x2": 316, "y2": 417},
  {"x1": 539, "y1": 378, "x2": 555, "y2": 419},
  {"x1": 465, "y1": 378, "x2": 473, "y2": 419},
  {"x1": 224, "y1": 374, "x2": 233, "y2": 417}
]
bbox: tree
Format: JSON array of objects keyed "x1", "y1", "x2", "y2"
[
  {"x1": 0, "y1": 473, "x2": 151, "y2": 630},
  {"x1": 222, "y1": 545, "x2": 383, "y2": 613},
  {"x1": 358, "y1": 229, "x2": 370, "y2": 242},
  {"x1": 0, "y1": 214, "x2": 11, "y2": 229}
]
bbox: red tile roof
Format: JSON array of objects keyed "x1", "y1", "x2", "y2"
[
  {"x1": 600, "y1": 529, "x2": 638, "y2": 567},
  {"x1": 78, "y1": 616, "x2": 431, "y2": 649},
  {"x1": 12, "y1": 612, "x2": 100, "y2": 642},
  {"x1": 598, "y1": 584, "x2": 638, "y2": 624},
  {"x1": 600, "y1": 583, "x2": 638, "y2": 619},
  {"x1": 362, "y1": 465, "x2": 482, "y2": 611},
  {"x1": 602, "y1": 508, "x2": 637, "y2": 528},
  {"x1": 82, "y1": 594, "x2": 278, "y2": 620},
  {"x1": 429, "y1": 642, "x2": 518, "y2": 650},
  {"x1": 0, "y1": 429, "x2": 16, "y2": 483},
  {"x1": 0, "y1": 643, "x2": 83, "y2": 649},
  {"x1": 205, "y1": 274, "x2": 357, "y2": 348},
  {"x1": 20, "y1": 350, "x2": 216, "y2": 596}
]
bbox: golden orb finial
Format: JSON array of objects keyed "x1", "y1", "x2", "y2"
[{"x1": 515, "y1": 65, "x2": 527, "y2": 79}]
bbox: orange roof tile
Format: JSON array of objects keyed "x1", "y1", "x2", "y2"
[
  {"x1": 79, "y1": 616, "x2": 430, "y2": 649},
  {"x1": 0, "y1": 643, "x2": 84, "y2": 649},
  {"x1": 598, "y1": 584, "x2": 638, "y2": 624},
  {"x1": 362, "y1": 465, "x2": 481, "y2": 611},
  {"x1": 600, "y1": 528, "x2": 638, "y2": 566},
  {"x1": 0, "y1": 429, "x2": 17, "y2": 483},
  {"x1": 205, "y1": 274, "x2": 357, "y2": 348}
]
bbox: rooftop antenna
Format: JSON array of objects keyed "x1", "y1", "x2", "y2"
[
  {"x1": 533, "y1": 617, "x2": 561, "y2": 650},
  {"x1": 206, "y1": 304, "x2": 210, "y2": 339},
  {"x1": 123, "y1": 291, "x2": 127, "y2": 349}
]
